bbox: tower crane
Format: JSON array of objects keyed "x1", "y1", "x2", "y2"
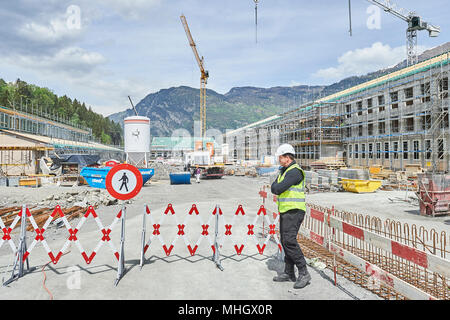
[
  {"x1": 364, "y1": 0, "x2": 441, "y2": 66},
  {"x1": 180, "y1": 14, "x2": 209, "y2": 140}
]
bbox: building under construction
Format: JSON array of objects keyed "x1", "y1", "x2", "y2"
[
  {"x1": 225, "y1": 49, "x2": 450, "y2": 172},
  {"x1": 0, "y1": 105, "x2": 123, "y2": 176}
]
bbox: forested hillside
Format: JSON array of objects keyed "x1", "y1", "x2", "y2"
[{"x1": 0, "y1": 78, "x2": 122, "y2": 145}]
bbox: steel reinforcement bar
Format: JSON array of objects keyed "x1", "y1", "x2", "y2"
[{"x1": 259, "y1": 186, "x2": 450, "y2": 300}]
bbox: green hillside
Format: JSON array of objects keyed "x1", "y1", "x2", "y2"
[{"x1": 0, "y1": 78, "x2": 122, "y2": 145}]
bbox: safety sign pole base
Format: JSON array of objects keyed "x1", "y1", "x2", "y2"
[
  {"x1": 2, "y1": 250, "x2": 36, "y2": 287},
  {"x1": 3, "y1": 206, "x2": 36, "y2": 286},
  {"x1": 139, "y1": 205, "x2": 147, "y2": 270},
  {"x1": 114, "y1": 205, "x2": 126, "y2": 287},
  {"x1": 212, "y1": 205, "x2": 224, "y2": 271}
]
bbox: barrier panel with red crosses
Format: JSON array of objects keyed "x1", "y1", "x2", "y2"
[
  {"x1": 258, "y1": 185, "x2": 450, "y2": 300},
  {"x1": 139, "y1": 203, "x2": 284, "y2": 270},
  {"x1": 1, "y1": 205, "x2": 126, "y2": 286}
]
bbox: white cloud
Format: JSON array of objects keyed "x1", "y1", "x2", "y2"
[
  {"x1": 70, "y1": 76, "x2": 152, "y2": 115},
  {"x1": 8, "y1": 47, "x2": 106, "y2": 77},
  {"x1": 97, "y1": 0, "x2": 161, "y2": 20},
  {"x1": 312, "y1": 42, "x2": 429, "y2": 83},
  {"x1": 289, "y1": 81, "x2": 303, "y2": 87},
  {"x1": 18, "y1": 11, "x2": 82, "y2": 44}
]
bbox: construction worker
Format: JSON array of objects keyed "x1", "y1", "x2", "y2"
[
  {"x1": 195, "y1": 165, "x2": 201, "y2": 183},
  {"x1": 271, "y1": 143, "x2": 311, "y2": 289}
]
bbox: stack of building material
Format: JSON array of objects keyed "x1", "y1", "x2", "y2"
[
  {"x1": 305, "y1": 171, "x2": 319, "y2": 186},
  {"x1": 369, "y1": 166, "x2": 382, "y2": 175},
  {"x1": 149, "y1": 162, "x2": 184, "y2": 180},
  {"x1": 309, "y1": 161, "x2": 327, "y2": 170},
  {"x1": 417, "y1": 173, "x2": 450, "y2": 217},
  {"x1": 317, "y1": 176, "x2": 330, "y2": 188},
  {"x1": 405, "y1": 164, "x2": 424, "y2": 179},
  {"x1": 246, "y1": 167, "x2": 258, "y2": 177},
  {"x1": 224, "y1": 168, "x2": 235, "y2": 175},
  {"x1": 370, "y1": 166, "x2": 395, "y2": 180},
  {"x1": 315, "y1": 169, "x2": 338, "y2": 185},
  {"x1": 338, "y1": 169, "x2": 370, "y2": 180},
  {"x1": 311, "y1": 157, "x2": 347, "y2": 170}
]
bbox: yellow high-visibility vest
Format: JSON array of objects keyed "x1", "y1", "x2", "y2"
[{"x1": 277, "y1": 163, "x2": 306, "y2": 213}]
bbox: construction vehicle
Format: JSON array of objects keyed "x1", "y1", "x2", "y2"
[{"x1": 184, "y1": 151, "x2": 224, "y2": 179}]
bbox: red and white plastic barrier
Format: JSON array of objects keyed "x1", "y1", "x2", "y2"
[
  {"x1": 1, "y1": 205, "x2": 126, "y2": 286},
  {"x1": 139, "y1": 203, "x2": 283, "y2": 268},
  {"x1": 258, "y1": 186, "x2": 450, "y2": 300},
  {"x1": 142, "y1": 204, "x2": 217, "y2": 257},
  {"x1": 16, "y1": 206, "x2": 122, "y2": 265},
  {"x1": 0, "y1": 210, "x2": 21, "y2": 254},
  {"x1": 307, "y1": 207, "x2": 450, "y2": 279},
  {"x1": 328, "y1": 242, "x2": 437, "y2": 300}
]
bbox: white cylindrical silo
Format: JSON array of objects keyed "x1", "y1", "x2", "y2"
[
  {"x1": 124, "y1": 116, "x2": 151, "y2": 153},
  {"x1": 124, "y1": 116, "x2": 150, "y2": 168}
]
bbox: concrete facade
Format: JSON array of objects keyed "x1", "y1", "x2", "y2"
[{"x1": 224, "y1": 51, "x2": 450, "y2": 171}]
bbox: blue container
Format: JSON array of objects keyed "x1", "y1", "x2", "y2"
[
  {"x1": 138, "y1": 169, "x2": 156, "y2": 185},
  {"x1": 169, "y1": 172, "x2": 191, "y2": 185},
  {"x1": 0, "y1": 177, "x2": 8, "y2": 187},
  {"x1": 80, "y1": 167, "x2": 155, "y2": 189},
  {"x1": 8, "y1": 177, "x2": 19, "y2": 187}
]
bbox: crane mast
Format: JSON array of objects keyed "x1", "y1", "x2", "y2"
[
  {"x1": 254, "y1": 0, "x2": 259, "y2": 43},
  {"x1": 180, "y1": 14, "x2": 209, "y2": 139}
]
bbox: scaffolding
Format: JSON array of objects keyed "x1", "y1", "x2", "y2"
[
  {"x1": 274, "y1": 100, "x2": 343, "y2": 167},
  {"x1": 341, "y1": 51, "x2": 450, "y2": 171},
  {"x1": 225, "y1": 50, "x2": 450, "y2": 172}
]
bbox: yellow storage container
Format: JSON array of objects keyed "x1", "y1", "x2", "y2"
[{"x1": 340, "y1": 179, "x2": 382, "y2": 193}]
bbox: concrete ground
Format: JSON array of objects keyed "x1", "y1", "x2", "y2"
[{"x1": 0, "y1": 175, "x2": 447, "y2": 300}]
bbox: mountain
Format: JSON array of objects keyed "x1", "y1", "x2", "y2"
[
  {"x1": 108, "y1": 42, "x2": 450, "y2": 137},
  {"x1": 324, "y1": 42, "x2": 450, "y2": 93},
  {"x1": 108, "y1": 85, "x2": 326, "y2": 137}
]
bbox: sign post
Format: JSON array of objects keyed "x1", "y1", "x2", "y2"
[{"x1": 105, "y1": 164, "x2": 143, "y2": 286}]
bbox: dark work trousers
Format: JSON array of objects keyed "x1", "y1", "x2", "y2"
[{"x1": 279, "y1": 209, "x2": 306, "y2": 272}]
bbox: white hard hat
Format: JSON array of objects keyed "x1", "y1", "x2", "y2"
[{"x1": 275, "y1": 144, "x2": 295, "y2": 157}]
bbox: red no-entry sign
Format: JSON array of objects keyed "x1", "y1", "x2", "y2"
[{"x1": 105, "y1": 164, "x2": 143, "y2": 200}]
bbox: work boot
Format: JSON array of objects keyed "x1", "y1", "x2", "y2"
[
  {"x1": 273, "y1": 263, "x2": 296, "y2": 282},
  {"x1": 293, "y1": 266, "x2": 311, "y2": 289},
  {"x1": 273, "y1": 272, "x2": 296, "y2": 282}
]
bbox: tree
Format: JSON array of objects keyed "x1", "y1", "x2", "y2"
[{"x1": 0, "y1": 77, "x2": 122, "y2": 144}]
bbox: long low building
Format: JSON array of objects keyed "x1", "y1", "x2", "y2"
[
  {"x1": 150, "y1": 136, "x2": 218, "y2": 159},
  {"x1": 0, "y1": 105, "x2": 124, "y2": 176},
  {"x1": 0, "y1": 130, "x2": 124, "y2": 176},
  {"x1": 225, "y1": 48, "x2": 450, "y2": 171}
]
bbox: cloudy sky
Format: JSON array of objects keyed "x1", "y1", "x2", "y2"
[{"x1": 0, "y1": 0, "x2": 448, "y2": 116}]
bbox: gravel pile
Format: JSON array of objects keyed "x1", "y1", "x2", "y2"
[
  {"x1": 148, "y1": 163, "x2": 186, "y2": 180},
  {"x1": 36, "y1": 189, "x2": 128, "y2": 208}
]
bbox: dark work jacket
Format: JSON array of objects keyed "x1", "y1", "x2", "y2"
[{"x1": 271, "y1": 160, "x2": 305, "y2": 214}]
